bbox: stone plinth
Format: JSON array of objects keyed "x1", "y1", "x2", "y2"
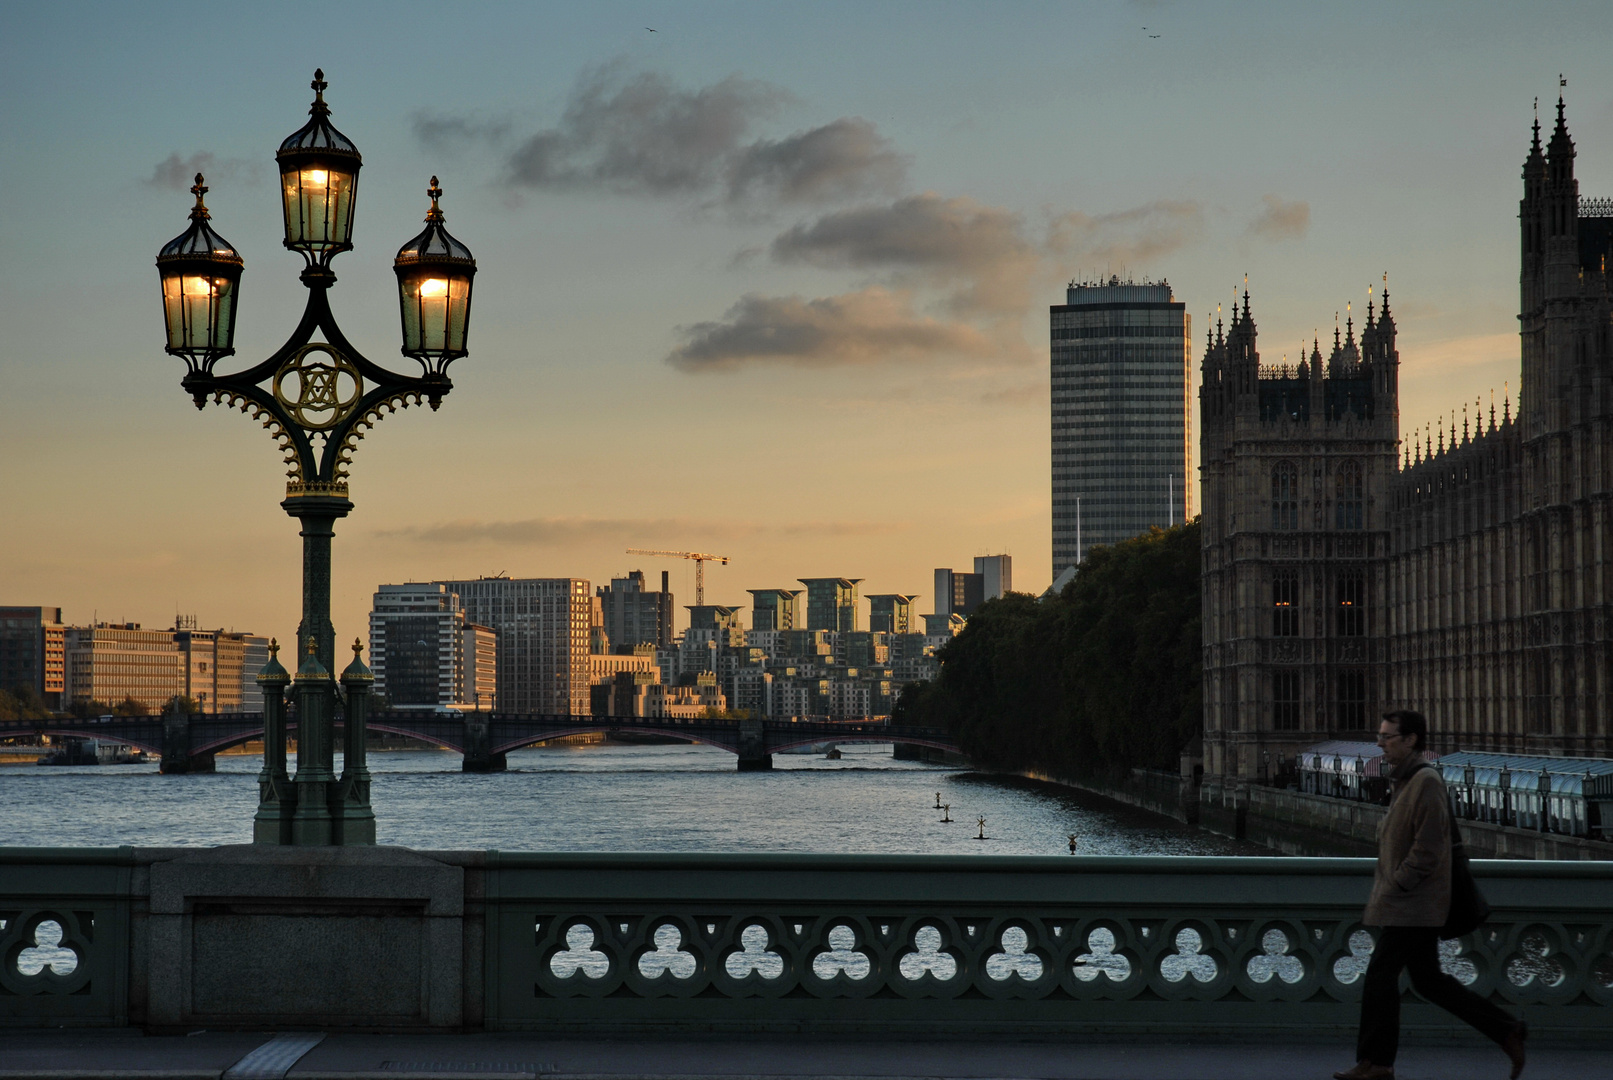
[{"x1": 143, "y1": 845, "x2": 466, "y2": 1031}]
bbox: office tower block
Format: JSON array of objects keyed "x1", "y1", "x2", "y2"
[
  {"x1": 798, "y1": 578, "x2": 862, "y2": 632},
  {"x1": 1051, "y1": 277, "x2": 1191, "y2": 578},
  {"x1": 64, "y1": 624, "x2": 185, "y2": 713},
  {"x1": 933, "y1": 568, "x2": 985, "y2": 619},
  {"x1": 0, "y1": 606, "x2": 66, "y2": 709},
  {"x1": 369, "y1": 583, "x2": 497, "y2": 710},
  {"x1": 866, "y1": 594, "x2": 919, "y2": 634},
  {"x1": 747, "y1": 588, "x2": 802, "y2": 631},
  {"x1": 435, "y1": 577, "x2": 590, "y2": 715},
  {"x1": 173, "y1": 627, "x2": 265, "y2": 713},
  {"x1": 973, "y1": 555, "x2": 1012, "y2": 599},
  {"x1": 597, "y1": 570, "x2": 674, "y2": 650}
]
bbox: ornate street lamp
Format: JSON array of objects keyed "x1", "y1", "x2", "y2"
[{"x1": 154, "y1": 71, "x2": 477, "y2": 846}]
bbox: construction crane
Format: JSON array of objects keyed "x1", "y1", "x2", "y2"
[{"x1": 625, "y1": 549, "x2": 730, "y2": 605}]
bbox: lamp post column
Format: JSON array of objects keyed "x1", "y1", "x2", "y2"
[{"x1": 337, "y1": 639, "x2": 377, "y2": 844}]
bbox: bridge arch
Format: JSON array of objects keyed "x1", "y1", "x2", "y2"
[
  {"x1": 28, "y1": 726, "x2": 166, "y2": 757},
  {"x1": 491, "y1": 725, "x2": 740, "y2": 757},
  {"x1": 767, "y1": 734, "x2": 959, "y2": 755}
]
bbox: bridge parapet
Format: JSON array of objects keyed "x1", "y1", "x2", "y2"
[{"x1": 3, "y1": 849, "x2": 1609, "y2": 1039}]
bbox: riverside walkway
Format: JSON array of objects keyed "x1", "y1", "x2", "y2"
[{"x1": 1, "y1": 1029, "x2": 1608, "y2": 1080}]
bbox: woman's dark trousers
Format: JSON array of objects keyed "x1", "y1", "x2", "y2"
[{"x1": 1357, "y1": 926, "x2": 1517, "y2": 1066}]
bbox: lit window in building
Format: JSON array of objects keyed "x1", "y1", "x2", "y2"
[{"x1": 1272, "y1": 575, "x2": 1299, "y2": 637}]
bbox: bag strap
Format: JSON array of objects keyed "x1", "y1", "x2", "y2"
[{"x1": 1405, "y1": 761, "x2": 1465, "y2": 851}]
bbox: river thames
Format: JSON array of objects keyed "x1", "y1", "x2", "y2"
[{"x1": 1, "y1": 741, "x2": 1262, "y2": 854}]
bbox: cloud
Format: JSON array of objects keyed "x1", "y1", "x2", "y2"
[
  {"x1": 503, "y1": 66, "x2": 785, "y2": 195},
  {"x1": 769, "y1": 193, "x2": 1037, "y2": 315},
  {"x1": 146, "y1": 152, "x2": 256, "y2": 190},
  {"x1": 378, "y1": 515, "x2": 906, "y2": 546},
  {"x1": 1246, "y1": 194, "x2": 1310, "y2": 241},
  {"x1": 475, "y1": 65, "x2": 901, "y2": 207},
  {"x1": 726, "y1": 117, "x2": 907, "y2": 203},
  {"x1": 411, "y1": 112, "x2": 512, "y2": 152},
  {"x1": 1049, "y1": 200, "x2": 1204, "y2": 271},
  {"x1": 665, "y1": 287, "x2": 1000, "y2": 372}
]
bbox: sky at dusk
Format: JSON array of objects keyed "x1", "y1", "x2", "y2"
[{"x1": 3, "y1": 2, "x2": 1611, "y2": 646}]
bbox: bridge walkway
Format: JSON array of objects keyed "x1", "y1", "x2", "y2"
[{"x1": 0, "y1": 1029, "x2": 1597, "y2": 1079}]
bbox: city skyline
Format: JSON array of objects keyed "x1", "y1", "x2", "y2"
[{"x1": 3, "y1": 3, "x2": 1609, "y2": 653}]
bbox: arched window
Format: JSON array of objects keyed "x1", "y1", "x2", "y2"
[
  {"x1": 1271, "y1": 463, "x2": 1298, "y2": 530},
  {"x1": 1335, "y1": 461, "x2": 1363, "y2": 530}
]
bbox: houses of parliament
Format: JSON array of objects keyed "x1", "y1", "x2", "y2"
[{"x1": 1200, "y1": 98, "x2": 1612, "y2": 779}]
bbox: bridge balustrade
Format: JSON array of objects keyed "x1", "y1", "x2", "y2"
[{"x1": 3, "y1": 850, "x2": 1609, "y2": 1039}]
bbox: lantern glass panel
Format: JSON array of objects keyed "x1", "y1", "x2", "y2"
[
  {"x1": 161, "y1": 271, "x2": 238, "y2": 354},
  {"x1": 280, "y1": 159, "x2": 358, "y2": 253},
  {"x1": 399, "y1": 270, "x2": 472, "y2": 357}
]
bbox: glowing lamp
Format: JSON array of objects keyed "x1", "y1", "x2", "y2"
[
  {"x1": 394, "y1": 177, "x2": 476, "y2": 374},
  {"x1": 276, "y1": 69, "x2": 362, "y2": 258},
  {"x1": 155, "y1": 174, "x2": 243, "y2": 371}
]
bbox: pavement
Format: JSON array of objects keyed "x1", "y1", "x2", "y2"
[{"x1": 0, "y1": 1030, "x2": 1604, "y2": 1080}]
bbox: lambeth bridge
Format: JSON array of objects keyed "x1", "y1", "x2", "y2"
[{"x1": 0, "y1": 711, "x2": 959, "y2": 773}]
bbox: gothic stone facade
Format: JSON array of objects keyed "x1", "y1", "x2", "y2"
[{"x1": 1201, "y1": 102, "x2": 1613, "y2": 779}]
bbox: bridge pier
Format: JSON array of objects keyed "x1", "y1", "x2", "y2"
[
  {"x1": 736, "y1": 717, "x2": 772, "y2": 772},
  {"x1": 462, "y1": 715, "x2": 507, "y2": 773},
  {"x1": 159, "y1": 711, "x2": 215, "y2": 774}
]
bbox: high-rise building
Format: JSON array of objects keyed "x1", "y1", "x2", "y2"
[
  {"x1": 596, "y1": 570, "x2": 674, "y2": 651},
  {"x1": 866, "y1": 594, "x2": 919, "y2": 634},
  {"x1": 799, "y1": 578, "x2": 861, "y2": 633},
  {"x1": 973, "y1": 555, "x2": 1012, "y2": 599},
  {"x1": 369, "y1": 584, "x2": 486, "y2": 710},
  {"x1": 64, "y1": 624, "x2": 185, "y2": 713},
  {"x1": 932, "y1": 568, "x2": 984, "y2": 619},
  {"x1": 435, "y1": 577, "x2": 592, "y2": 715},
  {"x1": 747, "y1": 589, "x2": 802, "y2": 631},
  {"x1": 0, "y1": 606, "x2": 66, "y2": 709},
  {"x1": 1051, "y1": 277, "x2": 1191, "y2": 578}
]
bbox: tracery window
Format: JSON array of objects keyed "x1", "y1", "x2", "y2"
[
  {"x1": 1271, "y1": 463, "x2": 1298, "y2": 530},
  {"x1": 1335, "y1": 461, "x2": 1363, "y2": 530},
  {"x1": 1272, "y1": 575, "x2": 1299, "y2": 637},
  {"x1": 1336, "y1": 670, "x2": 1368, "y2": 730},
  {"x1": 1273, "y1": 671, "x2": 1301, "y2": 732},
  {"x1": 1336, "y1": 575, "x2": 1366, "y2": 637}
]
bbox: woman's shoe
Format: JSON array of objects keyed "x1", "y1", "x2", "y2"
[{"x1": 1332, "y1": 1062, "x2": 1394, "y2": 1080}]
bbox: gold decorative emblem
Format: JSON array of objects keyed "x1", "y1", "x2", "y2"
[{"x1": 273, "y1": 343, "x2": 363, "y2": 431}]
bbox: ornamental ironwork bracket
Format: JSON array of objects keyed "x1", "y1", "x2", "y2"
[{"x1": 179, "y1": 267, "x2": 451, "y2": 493}]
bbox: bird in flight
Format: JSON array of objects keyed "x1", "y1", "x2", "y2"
[{"x1": 646, "y1": 27, "x2": 656, "y2": 32}]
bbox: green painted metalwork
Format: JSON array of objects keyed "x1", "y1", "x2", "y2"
[
  {"x1": 5, "y1": 850, "x2": 1610, "y2": 1038},
  {"x1": 0, "y1": 849, "x2": 133, "y2": 1027},
  {"x1": 481, "y1": 854, "x2": 1613, "y2": 1038}
]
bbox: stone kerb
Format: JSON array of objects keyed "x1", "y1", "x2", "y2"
[{"x1": 143, "y1": 845, "x2": 466, "y2": 1031}]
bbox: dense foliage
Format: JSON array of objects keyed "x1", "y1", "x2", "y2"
[{"x1": 893, "y1": 522, "x2": 1202, "y2": 778}]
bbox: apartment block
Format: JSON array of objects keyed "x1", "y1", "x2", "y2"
[
  {"x1": 597, "y1": 570, "x2": 674, "y2": 650},
  {"x1": 0, "y1": 606, "x2": 66, "y2": 708},
  {"x1": 799, "y1": 578, "x2": 861, "y2": 633},
  {"x1": 747, "y1": 589, "x2": 802, "y2": 631},
  {"x1": 437, "y1": 577, "x2": 592, "y2": 715}
]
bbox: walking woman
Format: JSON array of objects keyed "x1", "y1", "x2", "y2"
[{"x1": 1334, "y1": 710, "x2": 1528, "y2": 1080}]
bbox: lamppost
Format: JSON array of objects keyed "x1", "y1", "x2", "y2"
[{"x1": 154, "y1": 71, "x2": 477, "y2": 845}]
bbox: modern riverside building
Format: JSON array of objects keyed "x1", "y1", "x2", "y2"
[
  {"x1": 435, "y1": 577, "x2": 592, "y2": 715},
  {"x1": 369, "y1": 584, "x2": 496, "y2": 711},
  {"x1": 0, "y1": 606, "x2": 66, "y2": 708},
  {"x1": 63, "y1": 624, "x2": 185, "y2": 713},
  {"x1": 799, "y1": 578, "x2": 861, "y2": 633},
  {"x1": 974, "y1": 554, "x2": 1012, "y2": 599},
  {"x1": 596, "y1": 570, "x2": 674, "y2": 650},
  {"x1": 866, "y1": 594, "x2": 919, "y2": 634},
  {"x1": 173, "y1": 627, "x2": 269, "y2": 713},
  {"x1": 1051, "y1": 277, "x2": 1191, "y2": 578},
  {"x1": 747, "y1": 588, "x2": 802, "y2": 631}
]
